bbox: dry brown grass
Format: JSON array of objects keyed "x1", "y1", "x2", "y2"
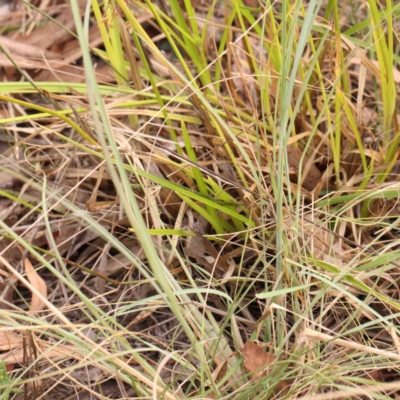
[{"x1": 0, "y1": 0, "x2": 399, "y2": 399}]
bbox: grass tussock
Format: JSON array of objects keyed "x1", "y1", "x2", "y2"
[{"x1": 0, "y1": 0, "x2": 400, "y2": 399}]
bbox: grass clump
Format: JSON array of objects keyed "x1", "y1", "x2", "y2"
[{"x1": 0, "y1": 0, "x2": 399, "y2": 399}]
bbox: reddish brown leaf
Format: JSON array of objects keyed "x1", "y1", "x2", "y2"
[
  {"x1": 287, "y1": 145, "x2": 324, "y2": 191},
  {"x1": 0, "y1": 331, "x2": 22, "y2": 351},
  {"x1": 24, "y1": 258, "x2": 47, "y2": 312},
  {"x1": 241, "y1": 342, "x2": 276, "y2": 378}
]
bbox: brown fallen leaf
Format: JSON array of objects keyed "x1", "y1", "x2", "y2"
[
  {"x1": 22, "y1": 1, "x2": 84, "y2": 49},
  {"x1": 0, "y1": 36, "x2": 59, "y2": 59},
  {"x1": 185, "y1": 233, "x2": 229, "y2": 276},
  {"x1": 0, "y1": 331, "x2": 22, "y2": 352},
  {"x1": 241, "y1": 341, "x2": 276, "y2": 378},
  {"x1": 0, "y1": 246, "x2": 48, "y2": 369},
  {"x1": 1, "y1": 343, "x2": 76, "y2": 365},
  {"x1": 287, "y1": 145, "x2": 325, "y2": 191},
  {"x1": 24, "y1": 257, "x2": 47, "y2": 312},
  {"x1": 214, "y1": 359, "x2": 228, "y2": 383},
  {"x1": 241, "y1": 342, "x2": 291, "y2": 395}
]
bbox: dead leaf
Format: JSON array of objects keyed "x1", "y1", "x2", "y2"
[
  {"x1": 2, "y1": 344, "x2": 72, "y2": 364},
  {"x1": 241, "y1": 342, "x2": 276, "y2": 378},
  {"x1": 0, "y1": 36, "x2": 59, "y2": 59},
  {"x1": 24, "y1": 258, "x2": 47, "y2": 312},
  {"x1": 185, "y1": 234, "x2": 207, "y2": 260},
  {"x1": 214, "y1": 359, "x2": 228, "y2": 383},
  {"x1": 287, "y1": 145, "x2": 325, "y2": 191},
  {"x1": 185, "y1": 234, "x2": 229, "y2": 276},
  {"x1": 22, "y1": 2, "x2": 82, "y2": 49},
  {"x1": 0, "y1": 331, "x2": 22, "y2": 351}
]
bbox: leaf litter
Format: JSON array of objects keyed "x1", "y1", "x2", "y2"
[{"x1": 0, "y1": 0, "x2": 399, "y2": 399}]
